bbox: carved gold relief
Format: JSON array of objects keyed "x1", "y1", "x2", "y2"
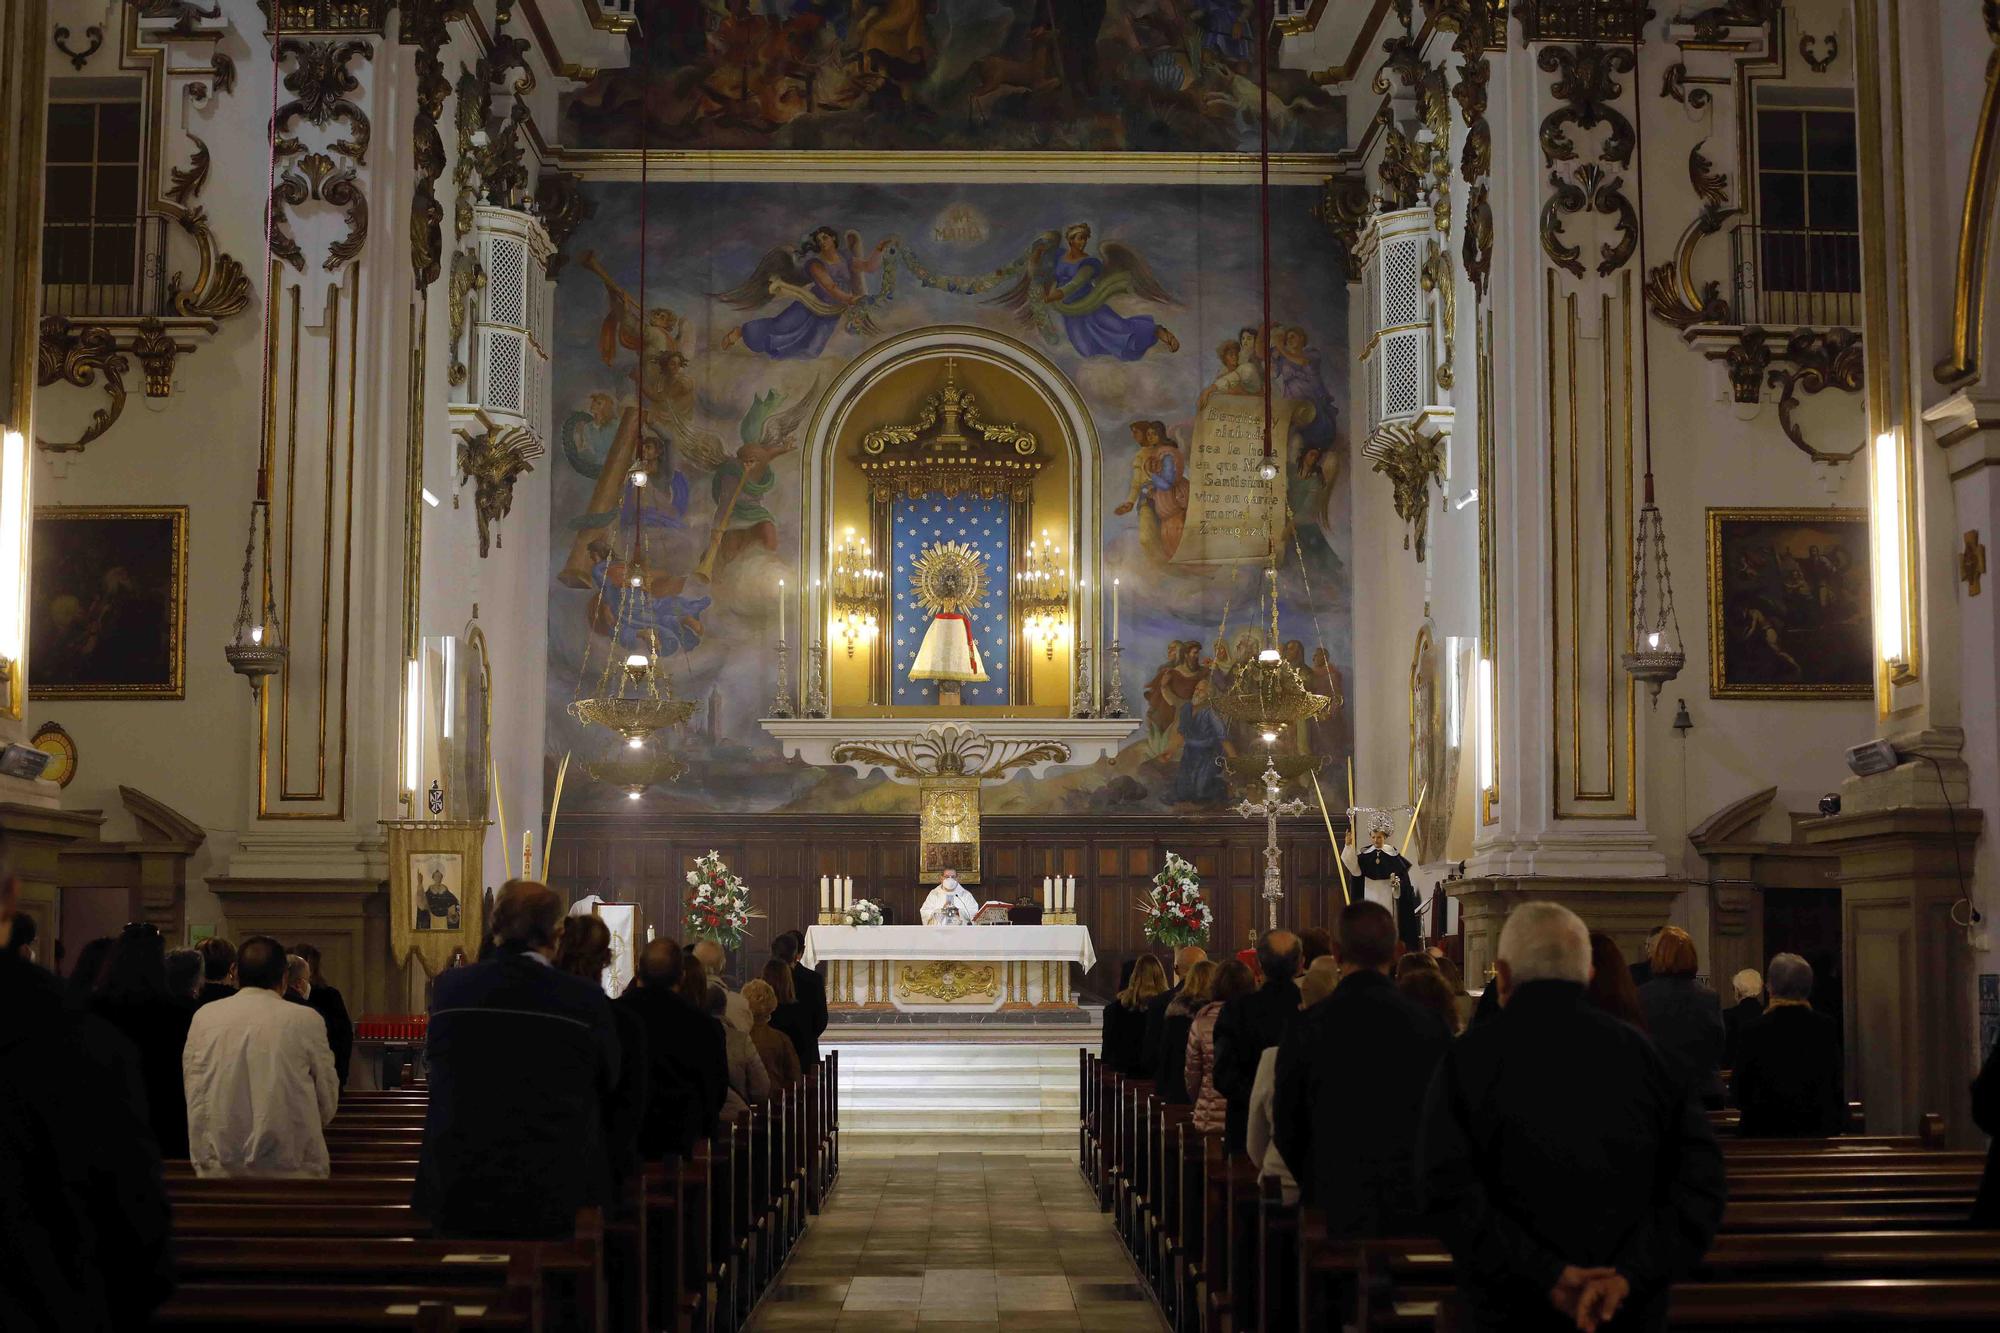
[
  {"x1": 402, "y1": 0, "x2": 457, "y2": 290},
  {"x1": 169, "y1": 208, "x2": 253, "y2": 320},
  {"x1": 898, "y1": 961, "x2": 999, "y2": 1004},
  {"x1": 270, "y1": 39, "x2": 373, "y2": 273},
  {"x1": 1765, "y1": 328, "x2": 1865, "y2": 463},
  {"x1": 1538, "y1": 44, "x2": 1635, "y2": 167},
  {"x1": 1362, "y1": 422, "x2": 1446, "y2": 560},
  {"x1": 535, "y1": 172, "x2": 593, "y2": 278},
  {"x1": 919, "y1": 777, "x2": 982, "y2": 884},
  {"x1": 36, "y1": 318, "x2": 130, "y2": 454},
  {"x1": 1643, "y1": 142, "x2": 1739, "y2": 329},
  {"x1": 1314, "y1": 173, "x2": 1371, "y2": 283},
  {"x1": 856, "y1": 356, "x2": 1042, "y2": 502},
  {"x1": 1541, "y1": 163, "x2": 1637, "y2": 278},
  {"x1": 1422, "y1": 241, "x2": 1458, "y2": 389},
  {"x1": 455, "y1": 424, "x2": 544, "y2": 557}
]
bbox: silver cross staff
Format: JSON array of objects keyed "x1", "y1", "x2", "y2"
[{"x1": 1235, "y1": 752, "x2": 1306, "y2": 932}]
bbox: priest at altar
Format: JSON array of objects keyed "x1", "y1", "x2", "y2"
[{"x1": 920, "y1": 869, "x2": 982, "y2": 926}]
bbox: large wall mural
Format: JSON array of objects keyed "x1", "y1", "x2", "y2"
[
  {"x1": 547, "y1": 180, "x2": 1352, "y2": 814},
  {"x1": 562, "y1": 2, "x2": 1347, "y2": 153}
]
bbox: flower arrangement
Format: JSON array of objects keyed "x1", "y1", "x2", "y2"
[
  {"x1": 684, "y1": 850, "x2": 755, "y2": 951},
  {"x1": 1139, "y1": 851, "x2": 1210, "y2": 948},
  {"x1": 843, "y1": 898, "x2": 885, "y2": 927}
]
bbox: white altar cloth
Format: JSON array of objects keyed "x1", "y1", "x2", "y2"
[{"x1": 804, "y1": 924, "x2": 1097, "y2": 972}]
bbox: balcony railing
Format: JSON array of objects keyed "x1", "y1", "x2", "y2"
[
  {"x1": 40, "y1": 212, "x2": 169, "y2": 321},
  {"x1": 1730, "y1": 223, "x2": 1861, "y2": 328}
]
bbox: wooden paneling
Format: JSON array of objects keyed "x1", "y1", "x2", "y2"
[{"x1": 544, "y1": 812, "x2": 1352, "y2": 999}]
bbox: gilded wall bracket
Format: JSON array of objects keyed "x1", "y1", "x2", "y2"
[
  {"x1": 36, "y1": 319, "x2": 129, "y2": 453},
  {"x1": 1315, "y1": 173, "x2": 1372, "y2": 282},
  {"x1": 1763, "y1": 327, "x2": 1865, "y2": 462},
  {"x1": 455, "y1": 424, "x2": 544, "y2": 557},
  {"x1": 1362, "y1": 420, "x2": 1447, "y2": 560}
]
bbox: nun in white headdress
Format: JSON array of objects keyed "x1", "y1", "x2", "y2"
[{"x1": 1342, "y1": 811, "x2": 1423, "y2": 952}]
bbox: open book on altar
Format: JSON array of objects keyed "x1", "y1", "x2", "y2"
[{"x1": 971, "y1": 902, "x2": 1012, "y2": 925}]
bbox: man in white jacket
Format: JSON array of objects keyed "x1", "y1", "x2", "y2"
[{"x1": 183, "y1": 934, "x2": 340, "y2": 1178}]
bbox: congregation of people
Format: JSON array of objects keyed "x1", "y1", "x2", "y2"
[
  {"x1": 0, "y1": 873, "x2": 828, "y2": 1328},
  {"x1": 1097, "y1": 901, "x2": 1998, "y2": 1331}
]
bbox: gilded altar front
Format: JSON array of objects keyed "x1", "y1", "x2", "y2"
[{"x1": 804, "y1": 923, "x2": 1096, "y2": 1013}]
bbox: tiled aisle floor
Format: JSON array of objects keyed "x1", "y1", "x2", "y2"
[{"x1": 745, "y1": 1152, "x2": 1168, "y2": 1332}]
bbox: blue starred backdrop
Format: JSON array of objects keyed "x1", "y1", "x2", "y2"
[{"x1": 892, "y1": 494, "x2": 1010, "y2": 705}]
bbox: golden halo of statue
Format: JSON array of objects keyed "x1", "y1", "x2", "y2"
[{"x1": 910, "y1": 541, "x2": 988, "y2": 616}]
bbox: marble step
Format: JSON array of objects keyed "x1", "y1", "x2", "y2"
[{"x1": 828, "y1": 1039, "x2": 1082, "y2": 1135}]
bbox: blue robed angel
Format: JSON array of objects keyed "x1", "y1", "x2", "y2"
[
  {"x1": 986, "y1": 223, "x2": 1180, "y2": 361},
  {"x1": 715, "y1": 225, "x2": 890, "y2": 361}
]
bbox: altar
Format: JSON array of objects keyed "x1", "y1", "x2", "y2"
[{"x1": 804, "y1": 924, "x2": 1097, "y2": 1012}]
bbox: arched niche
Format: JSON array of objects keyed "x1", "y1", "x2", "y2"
[{"x1": 801, "y1": 326, "x2": 1103, "y2": 716}]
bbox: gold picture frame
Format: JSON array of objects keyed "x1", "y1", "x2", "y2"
[
  {"x1": 1706, "y1": 507, "x2": 1873, "y2": 699},
  {"x1": 30, "y1": 505, "x2": 188, "y2": 699}
]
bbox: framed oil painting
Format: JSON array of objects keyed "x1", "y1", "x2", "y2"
[
  {"x1": 1706, "y1": 508, "x2": 1872, "y2": 699},
  {"x1": 30, "y1": 506, "x2": 187, "y2": 699}
]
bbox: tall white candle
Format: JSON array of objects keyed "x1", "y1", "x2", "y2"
[
  {"x1": 842, "y1": 876, "x2": 853, "y2": 910},
  {"x1": 778, "y1": 578, "x2": 786, "y2": 644},
  {"x1": 820, "y1": 875, "x2": 830, "y2": 915},
  {"x1": 1112, "y1": 578, "x2": 1120, "y2": 641},
  {"x1": 1065, "y1": 875, "x2": 1077, "y2": 915}
]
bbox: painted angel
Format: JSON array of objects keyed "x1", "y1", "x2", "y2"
[
  {"x1": 674, "y1": 379, "x2": 822, "y2": 578},
  {"x1": 716, "y1": 226, "x2": 891, "y2": 360},
  {"x1": 986, "y1": 223, "x2": 1179, "y2": 360}
]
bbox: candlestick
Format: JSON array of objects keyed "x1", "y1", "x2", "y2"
[{"x1": 522, "y1": 830, "x2": 532, "y2": 879}]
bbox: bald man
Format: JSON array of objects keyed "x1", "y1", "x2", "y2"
[
  {"x1": 617, "y1": 937, "x2": 727, "y2": 1157},
  {"x1": 417, "y1": 880, "x2": 622, "y2": 1239},
  {"x1": 1210, "y1": 929, "x2": 1303, "y2": 1152}
]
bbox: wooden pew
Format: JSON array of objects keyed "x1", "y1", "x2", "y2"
[{"x1": 157, "y1": 1284, "x2": 537, "y2": 1329}]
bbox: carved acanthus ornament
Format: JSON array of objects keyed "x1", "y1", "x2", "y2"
[
  {"x1": 1659, "y1": 61, "x2": 1713, "y2": 109},
  {"x1": 37, "y1": 319, "x2": 130, "y2": 453},
  {"x1": 446, "y1": 250, "x2": 483, "y2": 386},
  {"x1": 1315, "y1": 173, "x2": 1371, "y2": 283},
  {"x1": 401, "y1": 0, "x2": 461, "y2": 290},
  {"x1": 1362, "y1": 422, "x2": 1447, "y2": 561},
  {"x1": 1537, "y1": 42, "x2": 1640, "y2": 280},
  {"x1": 1422, "y1": 241, "x2": 1458, "y2": 389},
  {"x1": 269, "y1": 38, "x2": 373, "y2": 273},
  {"x1": 1435, "y1": 0, "x2": 1497, "y2": 298},
  {"x1": 829, "y1": 726, "x2": 1071, "y2": 782},
  {"x1": 456, "y1": 425, "x2": 545, "y2": 557},
  {"x1": 1644, "y1": 142, "x2": 1738, "y2": 328},
  {"x1": 535, "y1": 172, "x2": 594, "y2": 278},
  {"x1": 1764, "y1": 328, "x2": 1865, "y2": 462},
  {"x1": 1720, "y1": 326, "x2": 1773, "y2": 404},
  {"x1": 1541, "y1": 162, "x2": 1637, "y2": 278}
]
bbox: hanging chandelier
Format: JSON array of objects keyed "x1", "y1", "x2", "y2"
[
  {"x1": 225, "y1": 8, "x2": 289, "y2": 693},
  {"x1": 1212, "y1": 570, "x2": 1331, "y2": 731},
  {"x1": 1623, "y1": 476, "x2": 1685, "y2": 706},
  {"x1": 567, "y1": 97, "x2": 695, "y2": 757}
]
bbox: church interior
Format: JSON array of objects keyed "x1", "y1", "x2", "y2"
[{"x1": 5, "y1": 0, "x2": 2000, "y2": 1328}]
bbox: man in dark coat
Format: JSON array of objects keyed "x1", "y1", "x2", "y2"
[
  {"x1": 0, "y1": 868, "x2": 173, "y2": 1330},
  {"x1": 417, "y1": 880, "x2": 621, "y2": 1239},
  {"x1": 777, "y1": 931, "x2": 826, "y2": 1069},
  {"x1": 1211, "y1": 929, "x2": 1303, "y2": 1152},
  {"x1": 618, "y1": 938, "x2": 728, "y2": 1157},
  {"x1": 294, "y1": 942, "x2": 354, "y2": 1089},
  {"x1": 1733, "y1": 953, "x2": 1843, "y2": 1138},
  {"x1": 1274, "y1": 901, "x2": 1451, "y2": 1234},
  {"x1": 1420, "y1": 902, "x2": 1725, "y2": 1333}
]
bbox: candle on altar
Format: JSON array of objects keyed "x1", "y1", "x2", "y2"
[
  {"x1": 1042, "y1": 876, "x2": 1052, "y2": 909},
  {"x1": 778, "y1": 578, "x2": 786, "y2": 644},
  {"x1": 1066, "y1": 875, "x2": 1077, "y2": 915},
  {"x1": 842, "y1": 876, "x2": 853, "y2": 910},
  {"x1": 1112, "y1": 578, "x2": 1120, "y2": 641},
  {"x1": 646, "y1": 926, "x2": 655, "y2": 943},
  {"x1": 820, "y1": 875, "x2": 830, "y2": 915}
]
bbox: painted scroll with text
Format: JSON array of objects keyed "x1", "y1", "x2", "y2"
[{"x1": 1172, "y1": 394, "x2": 1298, "y2": 565}]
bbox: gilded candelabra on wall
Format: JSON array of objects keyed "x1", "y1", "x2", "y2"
[
  {"x1": 1014, "y1": 530, "x2": 1069, "y2": 660},
  {"x1": 829, "y1": 526, "x2": 882, "y2": 658}
]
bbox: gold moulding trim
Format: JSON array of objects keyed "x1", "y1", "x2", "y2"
[
  {"x1": 581, "y1": 755, "x2": 686, "y2": 789},
  {"x1": 898, "y1": 960, "x2": 999, "y2": 1003},
  {"x1": 569, "y1": 694, "x2": 697, "y2": 740}
]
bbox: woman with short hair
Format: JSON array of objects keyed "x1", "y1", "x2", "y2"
[{"x1": 743, "y1": 978, "x2": 803, "y2": 1090}]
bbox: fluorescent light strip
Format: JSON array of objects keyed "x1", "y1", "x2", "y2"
[{"x1": 1869, "y1": 432, "x2": 1907, "y2": 669}]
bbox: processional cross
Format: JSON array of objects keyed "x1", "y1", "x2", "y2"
[{"x1": 1235, "y1": 751, "x2": 1306, "y2": 933}]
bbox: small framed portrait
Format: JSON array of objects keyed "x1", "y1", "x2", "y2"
[
  {"x1": 30, "y1": 506, "x2": 188, "y2": 699},
  {"x1": 1706, "y1": 508, "x2": 1872, "y2": 699},
  {"x1": 410, "y1": 852, "x2": 466, "y2": 932}
]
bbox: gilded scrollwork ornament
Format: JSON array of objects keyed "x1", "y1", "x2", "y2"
[
  {"x1": 1422, "y1": 242, "x2": 1458, "y2": 390},
  {"x1": 165, "y1": 135, "x2": 210, "y2": 208},
  {"x1": 275, "y1": 39, "x2": 373, "y2": 164},
  {"x1": 1765, "y1": 328, "x2": 1865, "y2": 462},
  {"x1": 1659, "y1": 62, "x2": 1713, "y2": 110},
  {"x1": 1314, "y1": 173, "x2": 1372, "y2": 283},
  {"x1": 1643, "y1": 141, "x2": 1739, "y2": 328},
  {"x1": 1462, "y1": 184, "x2": 1495, "y2": 299},
  {"x1": 1721, "y1": 326, "x2": 1774, "y2": 405},
  {"x1": 53, "y1": 24, "x2": 103, "y2": 71},
  {"x1": 403, "y1": 0, "x2": 459, "y2": 290},
  {"x1": 168, "y1": 208, "x2": 253, "y2": 319},
  {"x1": 535, "y1": 172, "x2": 594, "y2": 278},
  {"x1": 456, "y1": 425, "x2": 545, "y2": 557},
  {"x1": 1538, "y1": 43, "x2": 1637, "y2": 167},
  {"x1": 1362, "y1": 422, "x2": 1447, "y2": 561},
  {"x1": 36, "y1": 318, "x2": 131, "y2": 454},
  {"x1": 1540, "y1": 162, "x2": 1637, "y2": 278},
  {"x1": 130, "y1": 320, "x2": 182, "y2": 398},
  {"x1": 269, "y1": 40, "x2": 373, "y2": 273},
  {"x1": 446, "y1": 250, "x2": 483, "y2": 386}
]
